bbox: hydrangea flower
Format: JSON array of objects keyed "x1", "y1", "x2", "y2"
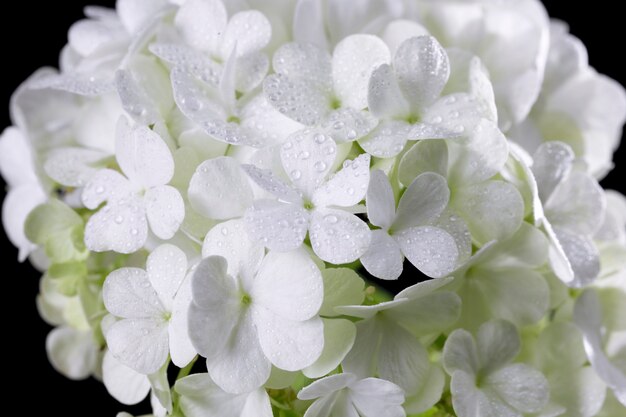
[
  {"x1": 297, "y1": 373, "x2": 405, "y2": 417},
  {"x1": 82, "y1": 118, "x2": 184, "y2": 253},
  {"x1": 443, "y1": 320, "x2": 550, "y2": 417}
]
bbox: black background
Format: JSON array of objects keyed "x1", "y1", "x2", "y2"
[{"x1": 1, "y1": 1, "x2": 624, "y2": 415}]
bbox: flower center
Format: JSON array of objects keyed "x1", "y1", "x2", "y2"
[{"x1": 241, "y1": 293, "x2": 252, "y2": 306}]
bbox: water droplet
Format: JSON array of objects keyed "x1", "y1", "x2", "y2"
[
  {"x1": 347, "y1": 129, "x2": 357, "y2": 140},
  {"x1": 115, "y1": 216, "x2": 124, "y2": 224},
  {"x1": 333, "y1": 121, "x2": 345, "y2": 130},
  {"x1": 314, "y1": 134, "x2": 326, "y2": 144},
  {"x1": 431, "y1": 116, "x2": 443, "y2": 124},
  {"x1": 314, "y1": 161, "x2": 327, "y2": 172},
  {"x1": 324, "y1": 215, "x2": 338, "y2": 224},
  {"x1": 454, "y1": 125, "x2": 465, "y2": 134},
  {"x1": 299, "y1": 151, "x2": 311, "y2": 160},
  {"x1": 221, "y1": 227, "x2": 229, "y2": 236},
  {"x1": 347, "y1": 187, "x2": 355, "y2": 195},
  {"x1": 291, "y1": 170, "x2": 302, "y2": 180},
  {"x1": 95, "y1": 186, "x2": 105, "y2": 194},
  {"x1": 278, "y1": 220, "x2": 289, "y2": 228},
  {"x1": 131, "y1": 228, "x2": 138, "y2": 236}
]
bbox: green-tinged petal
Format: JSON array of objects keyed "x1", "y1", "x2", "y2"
[
  {"x1": 46, "y1": 326, "x2": 98, "y2": 380},
  {"x1": 443, "y1": 329, "x2": 479, "y2": 376},
  {"x1": 320, "y1": 268, "x2": 365, "y2": 317},
  {"x1": 304, "y1": 318, "x2": 356, "y2": 378}
]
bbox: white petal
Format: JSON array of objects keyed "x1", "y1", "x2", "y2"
[
  {"x1": 264, "y1": 73, "x2": 329, "y2": 126},
  {"x1": 377, "y1": 321, "x2": 430, "y2": 394},
  {"x1": 358, "y1": 121, "x2": 410, "y2": 159},
  {"x1": 174, "y1": 0, "x2": 227, "y2": 53},
  {"x1": 175, "y1": 374, "x2": 247, "y2": 417},
  {"x1": 548, "y1": 366, "x2": 606, "y2": 417},
  {"x1": 476, "y1": 320, "x2": 520, "y2": 374},
  {"x1": 321, "y1": 108, "x2": 378, "y2": 143},
  {"x1": 145, "y1": 185, "x2": 184, "y2": 240},
  {"x1": 442, "y1": 329, "x2": 479, "y2": 376},
  {"x1": 349, "y1": 377, "x2": 406, "y2": 417},
  {"x1": 46, "y1": 327, "x2": 97, "y2": 380},
  {"x1": 554, "y1": 228, "x2": 600, "y2": 288},
  {"x1": 2, "y1": 185, "x2": 44, "y2": 261},
  {"x1": 450, "y1": 370, "x2": 504, "y2": 417},
  {"x1": 360, "y1": 230, "x2": 404, "y2": 281},
  {"x1": 169, "y1": 276, "x2": 197, "y2": 368},
  {"x1": 222, "y1": 10, "x2": 271, "y2": 57},
  {"x1": 393, "y1": 172, "x2": 450, "y2": 231},
  {"x1": 240, "y1": 95, "x2": 304, "y2": 147},
  {"x1": 332, "y1": 34, "x2": 391, "y2": 110},
  {"x1": 149, "y1": 363, "x2": 173, "y2": 414},
  {"x1": 202, "y1": 219, "x2": 265, "y2": 280},
  {"x1": 188, "y1": 256, "x2": 241, "y2": 358},
  {"x1": 389, "y1": 289, "x2": 461, "y2": 337},
  {"x1": 395, "y1": 226, "x2": 459, "y2": 278},
  {"x1": 382, "y1": 20, "x2": 430, "y2": 57},
  {"x1": 84, "y1": 195, "x2": 148, "y2": 254},
  {"x1": 252, "y1": 249, "x2": 323, "y2": 321},
  {"x1": 545, "y1": 171, "x2": 606, "y2": 236},
  {"x1": 104, "y1": 267, "x2": 165, "y2": 318},
  {"x1": 422, "y1": 93, "x2": 494, "y2": 140},
  {"x1": 103, "y1": 350, "x2": 150, "y2": 405},
  {"x1": 310, "y1": 208, "x2": 372, "y2": 264},
  {"x1": 342, "y1": 318, "x2": 384, "y2": 378},
  {"x1": 281, "y1": 129, "x2": 336, "y2": 199},
  {"x1": 292, "y1": 0, "x2": 329, "y2": 51},
  {"x1": 146, "y1": 244, "x2": 187, "y2": 309},
  {"x1": 447, "y1": 119, "x2": 509, "y2": 186},
  {"x1": 44, "y1": 147, "x2": 109, "y2": 188},
  {"x1": 404, "y1": 364, "x2": 445, "y2": 414},
  {"x1": 486, "y1": 363, "x2": 550, "y2": 413},
  {"x1": 0, "y1": 127, "x2": 37, "y2": 187},
  {"x1": 368, "y1": 63, "x2": 411, "y2": 119},
  {"x1": 298, "y1": 373, "x2": 357, "y2": 400},
  {"x1": 242, "y1": 164, "x2": 302, "y2": 204},
  {"x1": 82, "y1": 168, "x2": 132, "y2": 210},
  {"x1": 454, "y1": 180, "x2": 524, "y2": 245},
  {"x1": 106, "y1": 318, "x2": 169, "y2": 374},
  {"x1": 253, "y1": 306, "x2": 324, "y2": 371},
  {"x1": 273, "y1": 42, "x2": 333, "y2": 92},
  {"x1": 188, "y1": 157, "x2": 254, "y2": 220},
  {"x1": 245, "y1": 200, "x2": 309, "y2": 252},
  {"x1": 366, "y1": 170, "x2": 396, "y2": 230},
  {"x1": 150, "y1": 43, "x2": 221, "y2": 87},
  {"x1": 241, "y1": 388, "x2": 273, "y2": 417},
  {"x1": 207, "y1": 312, "x2": 272, "y2": 394},
  {"x1": 531, "y1": 141, "x2": 575, "y2": 202},
  {"x1": 304, "y1": 318, "x2": 356, "y2": 378},
  {"x1": 320, "y1": 268, "x2": 366, "y2": 317},
  {"x1": 394, "y1": 36, "x2": 450, "y2": 110},
  {"x1": 235, "y1": 52, "x2": 270, "y2": 93},
  {"x1": 398, "y1": 140, "x2": 449, "y2": 186},
  {"x1": 29, "y1": 73, "x2": 114, "y2": 96},
  {"x1": 312, "y1": 154, "x2": 371, "y2": 208},
  {"x1": 115, "y1": 118, "x2": 174, "y2": 188},
  {"x1": 115, "y1": 69, "x2": 161, "y2": 126}
]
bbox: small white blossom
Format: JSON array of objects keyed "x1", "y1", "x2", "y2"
[
  {"x1": 82, "y1": 118, "x2": 184, "y2": 253},
  {"x1": 298, "y1": 373, "x2": 406, "y2": 417}
]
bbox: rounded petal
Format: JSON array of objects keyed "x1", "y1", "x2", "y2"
[
  {"x1": 254, "y1": 306, "x2": 324, "y2": 372},
  {"x1": 2, "y1": 185, "x2": 44, "y2": 261},
  {"x1": 332, "y1": 34, "x2": 391, "y2": 110},
  {"x1": 395, "y1": 226, "x2": 459, "y2": 278},
  {"x1": 394, "y1": 36, "x2": 450, "y2": 110},
  {"x1": 116, "y1": 118, "x2": 174, "y2": 187},
  {"x1": 106, "y1": 318, "x2": 169, "y2": 374},
  {"x1": 273, "y1": 42, "x2": 333, "y2": 91},
  {"x1": 393, "y1": 172, "x2": 450, "y2": 231},
  {"x1": 264, "y1": 74, "x2": 329, "y2": 126},
  {"x1": 304, "y1": 318, "x2": 357, "y2": 378},
  {"x1": 442, "y1": 329, "x2": 479, "y2": 376},
  {"x1": 476, "y1": 320, "x2": 521, "y2": 374},
  {"x1": 146, "y1": 244, "x2": 187, "y2": 309},
  {"x1": 202, "y1": 219, "x2": 265, "y2": 280},
  {"x1": 245, "y1": 200, "x2": 309, "y2": 252},
  {"x1": 321, "y1": 108, "x2": 378, "y2": 143},
  {"x1": 298, "y1": 373, "x2": 357, "y2": 401},
  {"x1": 404, "y1": 364, "x2": 445, "y2": 414},
  {"x1": 398, "y1": 140, "x2": 449, "y2": 187},
  {"x1": 319, "y1": 268, "x2": 366, "y2": 317},
  {"x1": 207, "y1": 313, "x2": 272, "y2": 394},
  {"x1": 358, "y1": 121, "x2": 410, "y2": 159},
  {"x1": 454, "y1": 180, "x2": 524, "y2": 245},
  {"x1": 44, "y1": 147, "x2": 109, "y2": 188},
  {"x1": 82, "y1": 168, "x2": 132, "y2": 210},
  {"x1": 84, "y1": 196, "x2": 148, "y2": 254},
  {"x1": 104, "y1": 267, "x2": 165, "y2": 318},
  {"x1": 188, "y1": 157, "x2": 254, "y2": 220},
  {"x1": 486, "y1": 363, "x2": 550, "y2": 413},
  {"x1": 242, "y1": 164, "x2": 302, "y2": 204},
  {"x1": 103, "y1": 350, "x2": 150, "y2": 405},
  {"x1": 360, "y1": 230, "x2": 404, "y2": 281},
  {"x1": 292, "y1": 0, "x2": 329, "y2": 51},
  {"x1": 169, "y1": 276, "x2": 197, "y2": 368},
  {"x1": 145, "y1": 185, "x2": 185, "y2": 240},
  {"x1": 349, "y1": 377, "x2": 406, "y2": 417},
  {"x1": 312, "y1": 154, "x2": 371, "y2": 208},
  {"x1": 368, "y1": 63, "x2": 411, "y2": 119},
  {"x1": 532, "y1": 141, "x2": 575, "y2": 202},
  {"x1": 555, "y1": 228, "x2": 600, "y2": 288},
  {"x1": 280, "y1": 129, "x2": 336, "y2": 200},
  {"x1": 46, "y1": 327, "x2": 98, "y2": 380},
  {"x1": 310, "y1": 208, "x2": 372, "y2": 264},
  {"x1": 174, "y1": 0, "x2": 227, "y2": 53},
  {"x1": 222, "y1": 10, "x2": 271, "y2": 57},
  {"x1": 366, "y1": 170, "x2": 396, "y2": 230}
]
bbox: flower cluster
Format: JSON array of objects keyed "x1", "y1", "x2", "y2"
[{"x1": 1, "y1": 0, "x2": 625, "y2": 416}]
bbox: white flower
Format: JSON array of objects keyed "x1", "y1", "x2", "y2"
[
  {"x1": 46, "y1": 326, "x2": 99, "y2": 381},
  {"x1": 82, "y1": 118, "x2": 185, "y2": 253},
  {"x1": 174, "y1": 373, "x2": 272, "y2": 417},
  {"x1": 510, "y1": 22, "x2": 626, "y2": 179},
  {"x1": 574, "y1": 288, "x2": 626, "y2": 406},
  {"x1": 399, "y1": 119, "x2": 524, "y2": 246},
  {"x1": 361, "y1": 169, "x2": 459, "y2": 280},
  {"x1": 442, "y1": 319, "x2": 550, "y2": 417},
  {"x1": 297, "y1": 373, "x2": 406, "y2": 417},
  {"x1": 447, "y1": 223, "x2": 551, "y2": 331},
  {"x1": 189, "y1": 221, "x2": 324, "y2": 393},
  {"x1": 531, "y1": 141, "x2": 606, "y2": 287},
  {"x1": 361, "y1": 35, "x2": 495, "y2": 158},
  {"x1": 337, "y1": 278, "x2": 460, "y2": 414},
  {"x1": 243, "y1": 129, "x2": 372, "y2": 264},
  {"x1": 103, "y1": 244, "x2": 195, "y2": 374},
  {"x1": 0, "y1": 127, "x2": 46, "y2": 261},
  {"x1": 264, "y1": 35, "x2": 389, "y2": 142}
]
